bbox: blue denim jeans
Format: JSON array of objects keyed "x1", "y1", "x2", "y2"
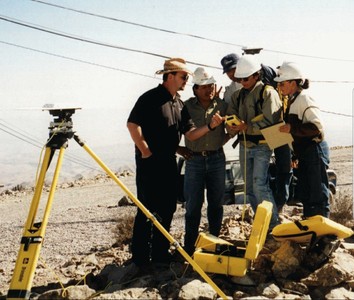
[
  {"x1": 297, "y1": 141, "x2": 330, "y2": 217},
  {"x1": 184, "y1": 151, "x2": 225, "y2": 255},
  {"x1": 239, "y1": 144, "x2": 279, "y2": 228}
]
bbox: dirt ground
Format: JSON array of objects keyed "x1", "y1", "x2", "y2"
[{"x1": 0, "y1": 146, "x2": 352, "y2": 295}]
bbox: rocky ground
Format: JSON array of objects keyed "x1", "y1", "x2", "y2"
[{"x1": 0, "y1": 146, "x2": 353, "y2": 299}]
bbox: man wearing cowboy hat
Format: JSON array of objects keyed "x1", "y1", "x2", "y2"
[
  {"x1": 181, "y1": 67, "x2": 230, "y2": 255},
  {"x1": 127, "y1": 58, "x2": 223, "y2": 274}
]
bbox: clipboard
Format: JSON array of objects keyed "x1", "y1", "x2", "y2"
[{"x1": 260, "y1": 121, "x2": 293, "y2": 150}]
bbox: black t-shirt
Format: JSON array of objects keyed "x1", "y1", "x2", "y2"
[{"x1": 128, "y1": 84, "x2": 195, "y2": 158}]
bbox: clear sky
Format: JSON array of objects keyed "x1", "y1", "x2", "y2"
[{"x1": 0, "y1": 0, "x2": 353, "y2": 184}]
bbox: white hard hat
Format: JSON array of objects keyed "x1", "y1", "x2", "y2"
[
  {"x1": 274, "y1": 62, "x2": 304, "y2": 82},
  {"x1": 192, "y1": 67, "x2": 216, "y2": 85},
  {"x1": 234, "y1": 55, "x2": 261, "y2": 78}
]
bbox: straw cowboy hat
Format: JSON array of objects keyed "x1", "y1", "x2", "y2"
[{"x1": 156, "y1": 58, "x2": 192, "y2": 75}]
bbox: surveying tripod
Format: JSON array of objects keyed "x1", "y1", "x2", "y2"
[{"x1": 7, "y1": 108, "x2": 229, "y2": 300}]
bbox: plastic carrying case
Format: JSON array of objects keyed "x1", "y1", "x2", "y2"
[{"x1": 193, "y1": 200, "x2": 273, "y2": 277}]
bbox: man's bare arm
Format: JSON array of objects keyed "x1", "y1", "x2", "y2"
[{"x1": 127, "y1": 122, "x2": 152, "y2": 158}]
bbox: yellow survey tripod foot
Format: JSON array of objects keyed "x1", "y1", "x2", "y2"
[{"x1": 7, "y1": 107, "x2": 229, "y2": 300}]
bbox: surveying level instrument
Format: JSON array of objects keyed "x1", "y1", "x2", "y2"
[
  {"x1": 7, "y1": 107, "x2": 229, "y2": 300},
  {"x1": 225, "y1": 114, "x2": 241, "y2": 127}
]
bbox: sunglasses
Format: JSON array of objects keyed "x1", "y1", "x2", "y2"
[
  {"x1": 181, "y1": 75, "x2": 189, "y2": 81},
  {"x1": 235, "y1": 74, "x2": 253, "y2": 83}
]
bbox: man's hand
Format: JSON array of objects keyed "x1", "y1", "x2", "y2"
[
  {"x1": 226, "y1": 120, "x2": 247, "y2": 133},
  {"x1": 279, "y1": 123, "x2": 291, "y2": 133},
  {"x1": 213, "y1": 85, "x2": 222, "y2": 99},
  {"x1": 209, "y1": 110, "x2": 224, "y2": 129},
  {"x1": 236, "y1": 121, "x2": 248, "y2": 132}
]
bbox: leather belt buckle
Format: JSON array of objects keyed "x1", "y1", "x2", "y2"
[{"x1": 201, "y1": 150, "x2": 208, "y2": 156}]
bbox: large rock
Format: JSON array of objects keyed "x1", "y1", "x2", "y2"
[
  {"x1": 178, "y1": 279, "x2": 216, "y2": 300},
  {"x1": 256, "y1": 283, "x2": 280, "y2": 298},
  {"x1": 271, "y1": 241, "x2": 304, "y2": 278},
  {"x1": 325, "y1": 287, "x2": 354, "y2": 299},
  {"x1": 301, "y1": 252, "x2": 354, "y2": 286}
]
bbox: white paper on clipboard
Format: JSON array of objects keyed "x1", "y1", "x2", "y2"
[{"x1": 260, "y1": 121, "x2": 293, "y2": 150}]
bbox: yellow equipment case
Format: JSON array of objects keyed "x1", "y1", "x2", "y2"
[
  {"x1": 193, "y1": 200, "x2": 273, "y2": 277},
  {"x1": 271, "y1": 215, "x2": 354, "y2": 243}
]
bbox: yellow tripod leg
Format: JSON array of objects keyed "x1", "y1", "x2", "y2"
[
  {"x1": 75, "y1": 136, "x2": 229, "y2": 300},
  {"x1": 7, "y1": 147, "x2": 66, "y2": 300}
]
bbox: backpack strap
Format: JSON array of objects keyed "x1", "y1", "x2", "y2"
[
  {"x1": 301, "y1": 105, "x2": 319, "y2": 121},
  {"x1": 255, "y1": 84, "x2": 274, "y2": 116},
  {"x1": 231, "y1": 90, "x2": 246, "y2": 149},
  {"x1": 236, "y1": 85, "x2": 272, "y2": 114},
  {"x1": 235, "y1": 88, "x2": 247, "y2": 110},
  {"x1": 284, "y1": 92, "x2": 300, "y2": 122}
]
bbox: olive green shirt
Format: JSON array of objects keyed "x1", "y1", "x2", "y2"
[{"x1": 184, "y1": 97, "x2": 228, "y2": 152}]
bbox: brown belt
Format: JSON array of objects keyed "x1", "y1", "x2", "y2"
[{"x1": 192, "y1": 148, "x2": 223, "y2": 157}]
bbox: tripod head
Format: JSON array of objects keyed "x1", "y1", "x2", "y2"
[{"x1": 43, "y1": 104, "x2": 82, "y2": 149}]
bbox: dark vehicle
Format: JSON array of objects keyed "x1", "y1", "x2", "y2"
[
  {"x1": 224, "y1": 159, "x2": 244, "y2": 204},
  {"x1": 178, "y1": 156, "x2": 337, "y2": 206}
]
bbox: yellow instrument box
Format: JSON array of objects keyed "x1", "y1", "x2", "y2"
[
  {"x1": 225, "y1": 115, "x2": 241, "y2": 126},
  {"x1": 193, "y1": 200, "x2": 273, "y2": 277},
  {"x1": 272, "y1": 215, "x2": 354, "y2": 243}
]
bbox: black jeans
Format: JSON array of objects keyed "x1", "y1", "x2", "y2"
[
  {"x1": 297, "y1": 141, "x2": 330, "y2": 217},
  {"x1": 274, "y1": 144, "x2": 293, "y2": 208},
  {"x1": 132, "y1": 155, "x2": 177, "y2": 266}
]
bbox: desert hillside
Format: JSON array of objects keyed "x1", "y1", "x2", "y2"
[{"x1": 0, "y1": 146, "x2": 352, "y2": 299}]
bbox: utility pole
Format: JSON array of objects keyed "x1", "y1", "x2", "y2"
[{"x1": 242, "y1": 46, "x2": 263, "y2": 55}]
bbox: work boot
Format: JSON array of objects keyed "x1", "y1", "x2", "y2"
[
  {"x1": 277, "y1": 205, "x2": 284, "y2": 214},
  {"x1": 119, "y1": 262, "x2": 152, "y2": 283},
  {"x1": 286, "y1": 198, "x2": 303, "y2": 207},
  {"x1": 183, "y1": 244, "x2": 195, "y2": 257}
]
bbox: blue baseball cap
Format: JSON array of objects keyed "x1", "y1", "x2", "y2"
[{"x1": 220, "y1": 53, "x2": 240, "y2": 73}]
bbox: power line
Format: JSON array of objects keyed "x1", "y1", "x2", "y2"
[
  {"x1": 0, "y1": 126, "x2": 42, "y2": 149},
  {"x1": 312, "y1": 80, "x2": 354, "y2": 84},
  {"x1": 1, "y1": 40, "x2": 353, "y2": 85},
  {"x1": 321, "y1": 110, "x2": 353, "y2": 118},
  {"x1": 0, "y1": 15, "x2": 220, "y2": 70},
  {"x1": 0, "y1": 119, "x2": 102, "y2": 172},
  {"x1": 1, "y1": 39, "x2": 354, "y2": 133},
  {"x1": 30, "y1": 0, "x2": 354, "y2": 63},
  {"x1": 0, "y1": 40, "x2": 158, "y2": 80},
  {"x1": 0, "y1": 120, "x2": 43, "y2": 146},
  {"x1": 2, "y1": 14, "x2": 354, "y2": 80},
  {"x1": 30, "y1": 0, "x2": 243, "y2": 47}
]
